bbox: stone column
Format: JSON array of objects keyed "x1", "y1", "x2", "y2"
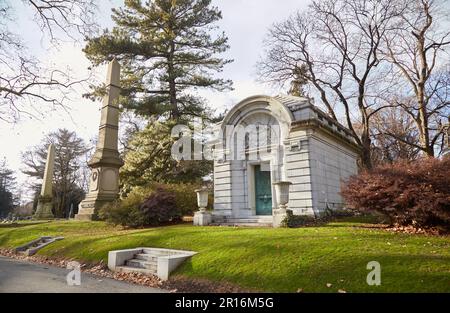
[
  {"x1": 34, "y1": 144, "x2": 55, "y2": 219},
  {"x1": 75, "y1": 59, "x2": 124, "y2": 221}
]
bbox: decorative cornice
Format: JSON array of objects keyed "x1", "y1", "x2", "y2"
[{"x1": 291, "y1": 119, "x2": 361, "y2": 153}]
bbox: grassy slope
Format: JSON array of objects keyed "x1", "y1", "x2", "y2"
[{"x1": 0, "y1": 218, "x2": 448, "y2": 292}]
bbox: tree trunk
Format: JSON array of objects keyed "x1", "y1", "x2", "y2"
[
  {"x1": 360, "y1": 135, "x2": 373, "y2": 170},
  {"x1": 417, "y1": 98, "x2": 434, "y2": 157},
  {"x1": 168, "y1": 40, "x2": 179, "y2": 120},
  {"x1": 416, "y1": 14, "x2": 434, "y2": 158}
]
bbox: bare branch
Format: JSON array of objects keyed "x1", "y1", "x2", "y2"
[{"x1": 0, "y1": 0, "x2": 98, "y2": 123}]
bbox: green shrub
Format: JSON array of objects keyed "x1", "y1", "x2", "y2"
[
  {"x1": 99, "y1": 182, "x2": 210, "y2": 227},
  {"x1": 98, "y1": 199, "x2": 145, "y2": 228},
  {"x1": 163, "y1": 183, "x2": 202, "y2": 215},
  {"x1": 99, "y1": 185, "x2": 151, "y2": 227},
  {"x1": 281, "y1": 210, "x2": 318, "y2": 228},
  {"x1": 123, "y1": 183, "x2": 209, "y2": 216},
  {"x1": 281, "y1": 208, "x2": 357, "y2": 228},
  {"x1": 99, "y1": 186, "x2": 182, "y2": 227}
]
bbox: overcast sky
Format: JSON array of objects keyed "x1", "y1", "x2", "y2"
[{"x1": 0, "y1": 0, "x2": 311, "y2": 201}]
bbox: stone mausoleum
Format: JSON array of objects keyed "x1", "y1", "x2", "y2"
[{"x1": 209, "y1": 95, "x2": 360, "y2": 226}]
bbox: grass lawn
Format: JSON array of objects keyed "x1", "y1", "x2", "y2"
[{"x1": 0, "y1": 217, "x2": 449, "y2": 292}]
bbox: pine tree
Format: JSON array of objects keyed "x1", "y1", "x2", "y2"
[
  {"x1": 84, "y1": 0, "x2": 232, "y2": 121},
  {"x1": 120, "y1": 120, "x2": 212, "y2": 193},
  {"x1": 0, "y1": 160, "x2": 18, "y2": 218}
]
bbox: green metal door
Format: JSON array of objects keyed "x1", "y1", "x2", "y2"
[{"x1": 254, "y1": 165, "x2": 272, "y2": 215}]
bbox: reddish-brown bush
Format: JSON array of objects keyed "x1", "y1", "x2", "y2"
[
  {"x1": 341, "y1": 157, "x2": 450, "y2": 231},
  {"x1": 140, "y1": 187, "x2": 182, "y2": 226}
]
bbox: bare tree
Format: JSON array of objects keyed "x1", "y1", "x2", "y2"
[
  {"x1": 258, "y1": 0, "x2": 403, "y2": 169},
  {"x1": 383, "y1": 0, "x2": 450, "y2": 157},
  {"x1": 25, "y1": 0, "x2": 98, "y2": 42},
  {"x1": 0, "y1": 0, "x2": 98, "y2": 123},
  {"x1": 371, "y1": 107, "x2": 421, "y2": 164}
]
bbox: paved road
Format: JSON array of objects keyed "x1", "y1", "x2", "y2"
[{"x1": 0, "y1": 256, "x2": 167, "y2": 293}]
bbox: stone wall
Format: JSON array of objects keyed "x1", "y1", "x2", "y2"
[
  {"x1": 213, "y1": 161, "x2": 232, "y2": 216},
  {"x1": 284, "y1": 129, "x2": 314, "y2": 216},
  {"x1": 308, "y1": 132, "x2": 358, "y2": 215}
]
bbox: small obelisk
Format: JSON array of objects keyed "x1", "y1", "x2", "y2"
[
  {"x1": 75, "y1": 59, "x2": 123, "y2": 220},
  {"x1": 34, "y1": 143, "x2": 55, "y2": 219}
]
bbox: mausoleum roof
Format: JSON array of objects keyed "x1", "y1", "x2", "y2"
[
  {"x1": 272, "y1": 95, "x2": 311, "y2": 111},
  {"x1": 215, "y1": 94, "x2": 360, "y2": 152},
  {"x1": 274, "y1": 95, "x2": 359, "y2": 149},
  {"x1": 274, "y1": 95, "x2": 352, "y2": 132}
]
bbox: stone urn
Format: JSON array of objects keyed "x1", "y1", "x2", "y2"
[
  {"x1": 273, "y1": 181, "x2": 292, "y2": 211},
  {"x1": 272, "y1": 181, "x2": 292, "y2": 227},
  {"x1": 193, "y1": 187, "x2": 211, "y2": 226},
  {"x1": 195, "y1": 187, "x2": 209, "y2": 212}
]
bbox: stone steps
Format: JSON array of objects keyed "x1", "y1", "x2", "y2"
[
  {"x1": 116, "y1": 265, "x2": 157, "y2": 275},
  {"x1": 211, "y1": 216, "x2": 273, "y2": 227},
  {"x1": 210, "y1": 222, "x2": 273, "y2": 227},
  {"x1": 14, "y1": 236, "x2": 64, "y2": 256},
  {"x1": 121, "y1": 251, "x2": 160, "y2": 275},
  {"x1": 214, "y1": 216, "x2": 273, "y2": 221},
  {"x1": 126, "y1": 258, "x2": 157, "y2": 271},
  {"x1": 225, "y1": 218, "x2": 272, "y2": 223},
  {"x1": 134, "y1": 253, "x2": 158, "y2": 262},
  {"x1": 109, "y1": 247, "x2": 197, "y2": 280}
]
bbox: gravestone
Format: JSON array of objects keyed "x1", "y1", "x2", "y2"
[
  {"x1": 75, "y1": 59, "x2": 123, "y2": 220},
  {"x1": 34, "y1": 143, "x2": 55, "y2": 219}
]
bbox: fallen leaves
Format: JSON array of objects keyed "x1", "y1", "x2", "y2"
[{"x1": 387, "y1": 224, "x2": 444, "y2": 235}]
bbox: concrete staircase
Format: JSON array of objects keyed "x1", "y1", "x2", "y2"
[
  {"x1": 211, "y1": 215, "x2": 273, "y2": 227},
  {"x1": 110, "y1": 248, "x2": 197, "y2": 280},
  {"x1": 14, "y1": 236, "x2": 64, "y2": 256},
  {"x1": 116, "y1": 251, "x2": 159, "y2": 275}
]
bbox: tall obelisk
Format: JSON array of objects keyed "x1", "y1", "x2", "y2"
[
  {"x1": 34, "y1": 143, "x2": 55, "y2": 219},
  {"x1": 75, "y1": 59, "x2": 123, "y2": 220}
]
